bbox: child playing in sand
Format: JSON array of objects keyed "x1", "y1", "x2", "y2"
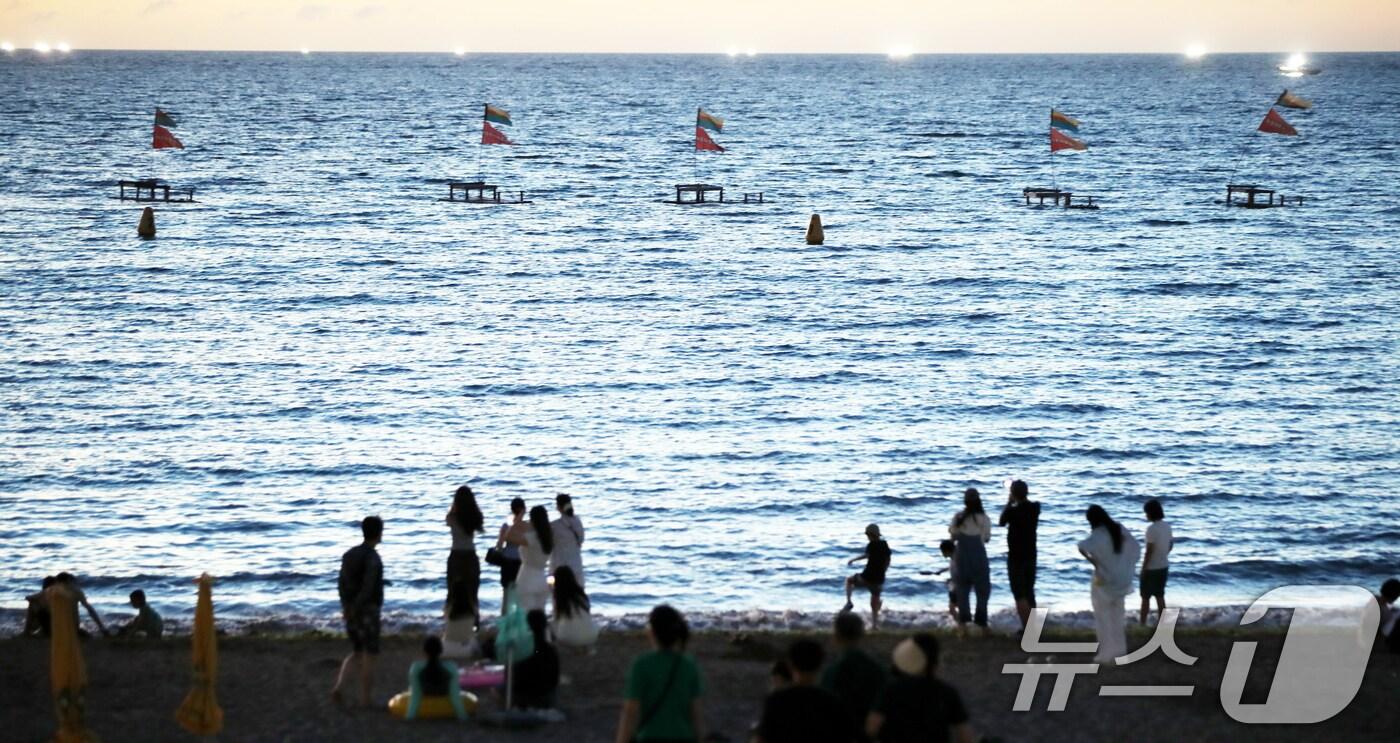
[
  {"x1": 117, "y1": 589, "x2": 163, "y2": 639},
  {"x1": 842, "y1": 524, "x2": 891, "y2": 629}
]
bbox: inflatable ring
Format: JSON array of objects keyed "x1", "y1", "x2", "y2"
[
  {"x1": 459, "y1": 665, "x2": 507, "y2": 691},
  {"x1": 387, "y1": 690, "x2": 479, "y2": 720}
]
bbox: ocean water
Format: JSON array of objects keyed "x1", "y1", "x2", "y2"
[{"x1": 2, "y1": 51, "x2": 1398, "y2": 630}]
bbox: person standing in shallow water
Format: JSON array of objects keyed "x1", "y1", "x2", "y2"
[
  {"x1": 549, "y1": 493, "x2": 586, "y2": 585},
  {"x1": 949, "y1": 489, "x2": 992, "y2": 637},
  {"x1": 843, "y1": 524, "x2": 891, "y2": 629},
  {"x1": 1139, "y1": 498, "x2": 1173, "y2": 626},
  {"x1": 998, "y1": 479, "x2": 1040, "y2": 631},
  {"x1": 446, "y1": 485, "x2": 485, "y2": 626},
  {"x1": 1078, "y1": 505, "x2": 1140, "y2": 664},
  {"x1": 333, "y1": 516, "x2": 385, "y2": 707}
]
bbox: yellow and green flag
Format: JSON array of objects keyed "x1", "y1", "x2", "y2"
[{"x1": 484, "y1": 104, "x2": 511, "y2": 126}]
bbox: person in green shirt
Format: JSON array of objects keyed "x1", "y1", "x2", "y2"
[
  {"x1": 615, "y1": 604, "x2": 705, "y2": 743},
  {"x1": 117, "y1": 589, "x2": 163, "y2": 639},
  {"x1": 820, "y1": 612, "x2": 886, "y2": 741}
]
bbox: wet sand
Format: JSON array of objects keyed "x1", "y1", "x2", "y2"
[{"x1": 2, "y1": 628, "x2": 1397, "y2": 742}]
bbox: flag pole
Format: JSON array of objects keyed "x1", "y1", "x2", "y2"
[{"x1": 478, "y1": 104, "x2": 486, "y2": 182}]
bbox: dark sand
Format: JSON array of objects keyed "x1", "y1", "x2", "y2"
[{"x1": 3, "y1": 628, "x2": 1397, "y2": 742}]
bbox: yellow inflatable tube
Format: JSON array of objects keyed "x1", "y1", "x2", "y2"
[{"x1": 387, "y1": 690, "x2": 479, "y2": 720}]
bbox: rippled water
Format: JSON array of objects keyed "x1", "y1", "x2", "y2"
[{"x1": 2, "y1": 51, "x2": 1398, "y2": 625}]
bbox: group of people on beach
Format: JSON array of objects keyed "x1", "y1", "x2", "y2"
[{"x1": 839, "y1": 481, "x2": 1175, "y2": 663}]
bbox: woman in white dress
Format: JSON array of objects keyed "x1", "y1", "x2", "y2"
[
  {"x1": 549, "y1": 493, "x2": 586, "y2": 586},
  {"x1": 1078, "y1": 505, "x2": 1141, "y2": 664},
  {"x1": 505, "y1": 505, "x2": 554, "y2": 612}
]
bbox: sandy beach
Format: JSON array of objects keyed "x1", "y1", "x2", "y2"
[{"x1": 3, "y1": 626, "x2": 1397, "y2": 742}]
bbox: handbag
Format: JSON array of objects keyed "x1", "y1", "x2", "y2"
[{"x1": 484, "y1": 547, "x2": 506, "y2": 567}]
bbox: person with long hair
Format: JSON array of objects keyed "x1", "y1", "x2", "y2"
[
  {"x1": 1078, "y1": 505, "x2": 1141, "y2": 664},
  {"x1": 446, "y1": 485, "x2": 484, "y2": 627},
  {"x1": 549, "y1": 493, "x2": 586, "y2": 585},
  {"x1": 615, "y1": 605, "x2": 705, "y2": 743},
  {"x1": 505, "y1": 505, "x2": 554, "y2": 611},
  {"x1": 551, "y1": 565, "x2": 599, "y2": 649},
  {"x1": 949, "y1": 488, "x2": 992, "y2": 637},
  {"x1": 404, "y1": 635, "x2": 468, "y2": 720}
]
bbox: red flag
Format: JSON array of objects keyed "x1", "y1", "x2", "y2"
[
  {"x1": 1049, "y1": 127, "x2": 1086, "y2": 152},
  {"x1": 482, "y1": 121, "x2": 513, "y2": 145},
  {"x1": 153, "y1": 124, "x2": 184, "y2": 149},
  {"x1": 1258, "y1": 108, "x2": 1298, "y2": 136},
  {"x1": 695, "y1": 126, "x2": 724, "y2": 152}
]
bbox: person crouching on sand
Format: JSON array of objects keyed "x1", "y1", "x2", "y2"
[
  {"x1": 116, "y1": 589, "x2": 163, "y2": 639},
  {"x1": 843, "y1": 524, "x2": 891, "y2": 629}
]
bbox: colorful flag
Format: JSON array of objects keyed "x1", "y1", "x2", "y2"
[
  {"x1": 482, "y1": 120, "x2": 514, "y2": 145},
  {"x1": 153, "y1": 124, "x2": 184, "y2": 149},
  {"x1": 155, "y1": 109, "x2": 177, "y2": 128},
  {"x1": 1275, "y1": 89, "x2": 1312, "y2": 110},
  {"x1": 1258, "y1": 108, "x2": 1298, "y2": 136},
  {"x1": 696, "y1": 108, "x2": 724, "y2": 133},
  {"x1": 1050, "y1": 127, "x2": 1086, "y2": 152},
  {"x1": 484, "y1": 105, "x2": 512, "y2": 126},
  {"x1": 1050, "y1": 109, "x2": 1081, "y2": 132},
  {"x1": 695, "y1": 126, "x2": 724, "y2": 152}
]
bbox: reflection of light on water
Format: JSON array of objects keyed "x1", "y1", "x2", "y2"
[
  {"x1": 726, "y1": 48, "x2": 739, "y2": 59},
  {"x1": 56, "y1": 42, "x2": 71, "y2": 53},
  {"x1": 1, "y1": 41, "x2": 14, "y2": 53},
  {"x1": 34, "y1": 41, "x2": 51, "y2": 54},
  {"x1": 1184, "y1": 44, "x2": 1207, "y2": 60},
  {"x1": 454, "y1": 47, "x2": 466, "y2": 57},
  {"x1": 887, "y1": 46, "x2": 913, "y2": 61},
  {"x1": 1282, "y1": 52, "x2": 1308, "y2": 71},
  {"x1": 300, "y1": 47, "x2": 310, "y2": 55},
  {"x1": 745, "y1": 48, "x2": 757, "y2": 58}
]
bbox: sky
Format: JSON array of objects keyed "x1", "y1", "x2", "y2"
[{"x1": 2, "y1": 0, "x2": 1398, "y2": 54}]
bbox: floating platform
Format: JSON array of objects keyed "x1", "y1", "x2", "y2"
[
  {"x1": 1225, "y1": 184, "x2": 1304, "y2": 208},
  {"x1": 446, "y1": 181, "x2": 530, "y2": 204},
  {"x1": 673, "y1": 184, "x2": 766, "y2": 205},
  {"x1": 1022, "y1": 187, "x2": 1098, "y2": 210},
  {"x1": 117, "y1": 179, "x2": 195, "y2": 203}
]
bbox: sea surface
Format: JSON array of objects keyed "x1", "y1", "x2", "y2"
[{"x1": 1, "y1": 51, "x2": 1398, "y2": 630}]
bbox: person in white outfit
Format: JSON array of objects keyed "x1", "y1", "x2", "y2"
[
  {"x1": 949, "y1": 488, "x2": 992, "y2": 636},
  {"x1": 1078, "y1": 505, "x2": 1140, "y2": 665},
  {"x1": 550, "y1": 565, "x2": 599, "y2": 650},
  {"x1": 505, "y1": 505, "x2": 554, "y2": 612},
  {"x1": 549, "y1": 493, "x2": 586, "y2": 586}
]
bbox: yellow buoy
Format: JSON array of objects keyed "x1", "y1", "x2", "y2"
[
  {"x1": 137, "y1": 207, "x2": 156, "y2": 239},
  {"x1": 805, "y1": 214, "x2": 824, "y2": 245}
]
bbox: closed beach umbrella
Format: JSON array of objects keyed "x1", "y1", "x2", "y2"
[
  {"x1": 48, "y1": 583, "x2": 97, "y2": 742},
  {"x1": 176, "y1": 574, "x2": 223, "y2": 735}
]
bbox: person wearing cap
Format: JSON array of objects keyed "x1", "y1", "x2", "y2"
[
  {"x1": 866, "y1": 634, "x2": 975, "y2": 743},
  {"x1": 842, "y1": 524, "x2": 892, "y2": 629}
]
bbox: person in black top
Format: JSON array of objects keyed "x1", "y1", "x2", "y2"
[
  {"x1": 332, "y1": 516, "x2": 385, "y2": 708},
  {"x1": 867, "y1": 634, "x2": 975, "y2": 743},
  {"x1": 998, "y1": 479, "x2": 1040, "y2": 631},
  {"x1": 512, "y1": 609, "x2": 561, "y2": 709},
  {"x1": 842, "y1": 524, "x2": 892, "y2": 629},
  {"x1": 754, "y1": 640, "x2": 852, "y2": 743}
]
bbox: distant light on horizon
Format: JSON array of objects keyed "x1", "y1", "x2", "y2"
[
  {"x1": 745, "y1": 48, "x2": 757, "y2": 57},
  {"x1": 33, "y1": 41, "x2": 51, "y2": 54},
  {"x1": 725, "y1": 47, "x2": 739, "y2": 58},
  {"x1": 1, "y1": 41, "x2": 14, "y2": 53},
  {"x1": 453, "y1": 47, "x2": 467, "y2": 56},
  {"x1": 56, "y1": 42, "x2": 72, "y2": 53},
  {"x1": 300, "y1": 47, "x2": 311, "y2": 55},
  {"x1": 887, "y1": 46, "x2": 914, "y2": 60},
  {"x1": 1184, "y1": 43, "x2": 1207, "y2": 60},
  {"x1": 1281, "y1": 52, "x2": 1308, "y2": 70}
]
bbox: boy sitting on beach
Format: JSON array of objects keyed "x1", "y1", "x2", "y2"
[
  {"x1": 117, "y1": 589, "x2": 164, "y2": 639},
  {"x1": 842, "y1": 524, "x2": 891, "y2": 629}
]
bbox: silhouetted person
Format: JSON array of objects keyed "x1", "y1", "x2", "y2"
[
  {"x1": 998, "y1": 479, "x2": 1040, "y2": 630},
  {"x1": 332, "y1": 515, "x2": 384, "y2": 707}
]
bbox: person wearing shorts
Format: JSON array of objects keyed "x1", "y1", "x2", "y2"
[
  {"x1": 842, "y1": 524, "x2": 891, "y2": 628},
  {"x1": 1139, "y1": 499, "x2": 1173, "y2": 625},
  {"x1": 333, "y1": 516, "x2": 385, "y2": 707}
]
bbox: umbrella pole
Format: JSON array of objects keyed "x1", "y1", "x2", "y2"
[{"x1": 504, "y1": 646, "x2": 514, "y2": 711}]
